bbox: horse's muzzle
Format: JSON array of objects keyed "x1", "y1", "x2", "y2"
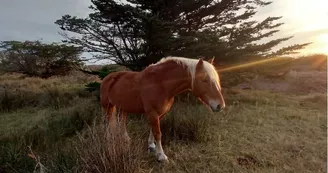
[{"x1": 211, "y1": 104, "x2": 224, "y2": 112}]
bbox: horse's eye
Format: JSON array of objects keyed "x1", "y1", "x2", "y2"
[{"x1": 202, "y1": 78, "x2": 208, "y2": 83}]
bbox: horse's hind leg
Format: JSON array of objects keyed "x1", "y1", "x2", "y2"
[
  {"x1": 119, "y1": 110, "x2": 131, "y2": 143},
  {"x1": 102, "y1": 105, "x2": 117, "y2": 132}
]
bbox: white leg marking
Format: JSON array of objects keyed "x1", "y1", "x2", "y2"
[
  {"x1": 148, "y1": 129, "x2": 156, "y2": 152},
  {"x1": 156, "y1": 140, "x2": 168, "y2": 161}
]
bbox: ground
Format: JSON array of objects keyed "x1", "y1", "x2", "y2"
[{"x1": 0, "y1": 55, "x2": 326, "y2": 173}]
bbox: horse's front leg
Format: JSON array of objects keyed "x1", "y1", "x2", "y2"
[
  {"x1": 148, "y1": 129, "x2": 156, "y2": 153},
  {"x1": 147, "y1": 111, "x2": 168, "y2": 162}
]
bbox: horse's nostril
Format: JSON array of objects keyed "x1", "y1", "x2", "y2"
[{"x1": 217, "y1": 105, "x2": 224, "y2": 112}]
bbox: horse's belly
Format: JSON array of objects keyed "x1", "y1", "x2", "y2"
[{"x1": 109, "y1": 87, "x2": 144, "y2": 113}]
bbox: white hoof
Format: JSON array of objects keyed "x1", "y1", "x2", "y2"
[{"x1": 157, "y1": 153, "x2": 168, "y2": 162}]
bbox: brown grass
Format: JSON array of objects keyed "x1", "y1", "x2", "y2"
[
  {"x1": 219, "y1": 54, "x2": 327, "y2": 88},
  {"x1": 0, "y1": 71, "x2": 99, "y2": 112}
]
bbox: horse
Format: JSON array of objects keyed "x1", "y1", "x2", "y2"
[{"x1": 100, "y1": 56, "x2": 226, "y2": 162}]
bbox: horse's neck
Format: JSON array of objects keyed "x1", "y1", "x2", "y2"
[{"x1": 154, "y1": 61, "x2": 192, "y2": 97}]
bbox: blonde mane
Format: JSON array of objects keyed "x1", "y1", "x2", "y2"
[{"x1": 154, "y1": 56, "x2": 220, "y2": 88}]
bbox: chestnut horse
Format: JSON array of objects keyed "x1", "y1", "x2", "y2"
[{"x1": 100, "y1": 56, "x2": 225, "y2": 162}]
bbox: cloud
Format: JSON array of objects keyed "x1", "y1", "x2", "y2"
[{"x1": 0, "y1": 0, "x2": 92, "y2": 42}]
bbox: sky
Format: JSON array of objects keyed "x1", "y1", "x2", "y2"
[{"x1": 0, "y1": 0, "x2": 327, "y2": 64}]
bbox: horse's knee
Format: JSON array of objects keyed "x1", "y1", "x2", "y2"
[
  {"x1": 150, "y1": 122, "x2": 161, "y2": 140},
  {"x1": 153, "y1": 131, "x2": 161, "y2": 141}
]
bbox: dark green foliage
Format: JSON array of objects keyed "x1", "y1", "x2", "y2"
[
  {"x1": 85, "y1": 65, "x2": 121, "y2": 96},
  {"x1": 0, "y1": 40, "x2": 83, "y2": 78},
  {"x1": 55, "y1": 0, "x2": 310, "y2": 70},
  {"x1": 85, "y1": 82, "x2": 101, "y2": 92},
  {"x1": 0, "y1": 140, "x2": 35, "y2": 173},
  {"x1": 98, "y1": 65, "x2": 118, "y2": 79}
]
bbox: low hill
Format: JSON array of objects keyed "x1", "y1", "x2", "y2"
[{"x1": 219, "y1": 54, "x2": 327, "y2": 94}]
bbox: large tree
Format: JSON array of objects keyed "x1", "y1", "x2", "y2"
[
  {"x1": 0, "y1": 40, "x2": 83, "y2": 78},
  {"x1": 55, "y1": 0, "x2": 310, "y2": 71}
]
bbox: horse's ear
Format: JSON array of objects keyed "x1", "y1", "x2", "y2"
[
  {"x1": 197, "y1": 58, "x2": 204, "y2": 65},
  {"x1": 208, "y1": 56, "x2": 215, "y2": 64},
  {"x1": 196, "y1": 58, "x2": 204, "y2": 71}
]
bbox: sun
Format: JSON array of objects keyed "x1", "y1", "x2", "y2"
[
  {"x1": 303, "y1": 33, "x2": 328, "y2": 55},
  {"x1": 320, "y1": 34, "x2": 328, "y2": 55}
]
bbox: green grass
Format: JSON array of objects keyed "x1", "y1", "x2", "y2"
[{"x1": 1, "y1": 89, "x2": 326, "y2": 173}]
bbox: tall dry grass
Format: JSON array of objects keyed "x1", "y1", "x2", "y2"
[
  {"x1": 74, "y1": 122, "x2": 145, "y2": 173},
  {"x1": 0, "y1": 71, "x2": 98, "y2": 112}
]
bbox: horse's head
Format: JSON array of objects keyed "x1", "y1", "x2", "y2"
[{"x1": 192, "y1": 57, "x2": 225, "y2": 112}]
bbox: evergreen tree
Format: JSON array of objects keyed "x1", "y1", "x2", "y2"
[{"x1": 55, "y1": 0, "x2": 310, "y2": 70}]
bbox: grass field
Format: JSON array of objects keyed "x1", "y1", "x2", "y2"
[{"x1": 0, "y1": 55, "x2": 327, "y2": 173}]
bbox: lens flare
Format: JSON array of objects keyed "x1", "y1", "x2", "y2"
[{"x1": 217, "y1": 57, "x2": 284, "y2": 73}]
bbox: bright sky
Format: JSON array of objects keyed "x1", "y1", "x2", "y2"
[
  {"x1": 0, "y1": 0, "x2": 327, "y2": 64},
  {"x1": 256, "y1": 0, "x2": 328, "y2": 55}
]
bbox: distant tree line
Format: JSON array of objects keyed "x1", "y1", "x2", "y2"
[{"x1": 0, "y1": 40, "x2": 83, "y2": 78}]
